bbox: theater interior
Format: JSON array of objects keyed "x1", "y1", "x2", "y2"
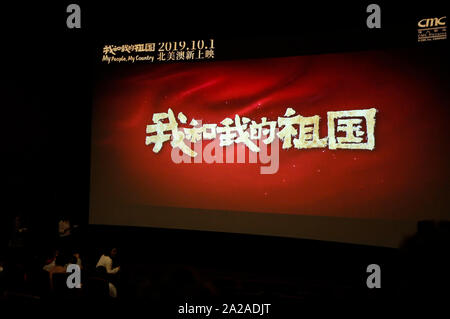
[{"x1": 1, "y1": 2, "x2": 449, "y2": 314}]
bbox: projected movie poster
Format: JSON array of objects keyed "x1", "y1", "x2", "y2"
[{"x1": 90, "y1": 46, "x2": 450, "y2": 222}]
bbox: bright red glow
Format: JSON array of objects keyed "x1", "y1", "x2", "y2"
[{"x1": 91, "y1": 49, "x2": 450, "y2": 220}]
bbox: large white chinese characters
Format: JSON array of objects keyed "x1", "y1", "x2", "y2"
[{"x1": 145, "y1": 107, "x2": 377, "y2": 157}]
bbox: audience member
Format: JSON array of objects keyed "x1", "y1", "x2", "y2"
[
  {"x1": 43, "y1": 249, "x2": 59, "y2": 272},
  {"x1": 58, "y1": 216, "x2": 72, "y2": 239},
  {"x1": 72, "y1": 251, "x2": 83, "y2": 269},
  {"x1": 96, "y1": 248, "x2": 120, "y2": 274},
  {"x1": 8, "y1": 215, "x2": 29, "y2": 249},
  {"x1": 49, "y1": 255, "x2": 67, "y2": 291},
  {"x1": 95, "y1": 266, "x2": 117, "y2": 298}
]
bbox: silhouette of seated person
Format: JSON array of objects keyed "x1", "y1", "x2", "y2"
[
  {"x1": 49, "y1": 255, "x2": 67, "y2": 292},
  {"x1": 399, "y1": 220, "x2": 450, "y2": 304},
  {"x1": 49, "y1": 254, "x2": 82, "y2": 299},
  {"x1": 43, "y1": 249, "x2": 59, "y2": 272},
  {"x1": 87, "y1": 266, "x2": 117, "y2": 299}
]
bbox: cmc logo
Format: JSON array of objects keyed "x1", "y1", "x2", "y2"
[{"x1": 418, "y1": 16, "x2": 446, "y2": 28}]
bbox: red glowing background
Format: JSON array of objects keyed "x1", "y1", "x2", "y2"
[{"x1": 91, "y1": 48, "x2": 450, "y2": 220}]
